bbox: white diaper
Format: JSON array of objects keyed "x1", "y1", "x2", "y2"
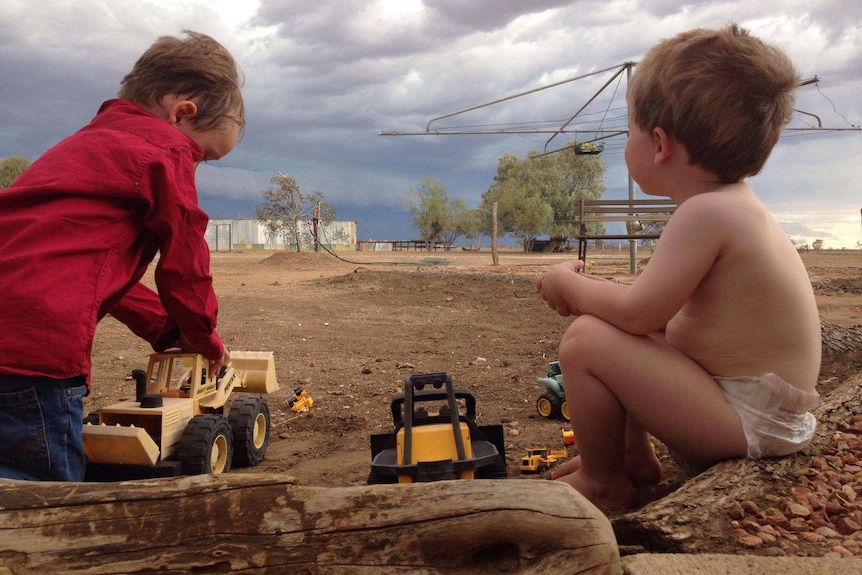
[{"x1": 716, "y1": 373, "x2": 819, "y2": 459}]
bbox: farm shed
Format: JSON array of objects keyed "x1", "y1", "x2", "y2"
[{"x1": 206, "y1": 218, "x2": 356, "y2": 251}]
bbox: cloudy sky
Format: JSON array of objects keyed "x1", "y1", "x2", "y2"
[{"x1": 2, "y1": 0, "x2": 860, "y2": 246}]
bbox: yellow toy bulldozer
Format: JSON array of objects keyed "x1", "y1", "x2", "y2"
[
  {"x1": 82, "y1": 350, "x2": 278, "y2": 480},
  {"x1": 519, "y1": 447, "x2": 568, "y2": 474}
]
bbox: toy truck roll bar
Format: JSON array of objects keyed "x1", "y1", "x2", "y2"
[{"x1": 368, "y1": 372, "x2": 507, "y2": 484}]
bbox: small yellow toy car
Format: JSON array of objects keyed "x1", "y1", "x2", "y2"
[{"x1": 288, "y1": 387, "x2": 314, "y2": 413}]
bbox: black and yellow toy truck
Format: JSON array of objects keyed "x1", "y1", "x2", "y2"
[{"x1": 367, "y1": 372, "x2": 507, "y2": 484}]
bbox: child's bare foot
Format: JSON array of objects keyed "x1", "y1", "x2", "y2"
[
  {"x1": 551, "y1": 456, "x2": 583, "y2": 479},
  {"x1": 552, "y1": 453, "x2": 663, "y2": 485},
  {"x1": 626, "y1": 449, "x2": 663, "y2": 485},
  {"x1": 555, "y1": 468, "x2": 637, "y2": 512}
]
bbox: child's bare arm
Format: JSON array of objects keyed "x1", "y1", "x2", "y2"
[
  {"x1": 537, "y1": 194, "x2": 726, "y2": 334},
  {"x1": 536, "y1": 260, "x2": 627, "y2": 317}
]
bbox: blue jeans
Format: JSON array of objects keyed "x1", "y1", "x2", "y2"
[{"x1": 0, "y1": 375, "x2": 87, "y2": 482}]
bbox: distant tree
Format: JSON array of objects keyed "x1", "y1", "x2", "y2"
[
  {"x1": 456, "y1": 207, "x2": 484, "y2": 250},
  {"x1": 0, "y1": 156, "x2": 30, "y2": 188},
  {"x1": 404, "y1": 177, "x2": 458, "y2": 251},
  {"x1": 543, "y1": 144, "x2": 607, "y2": 246},
  {"x1": 478, "y1": 154, "x2": 552, "y2": 250},
  {"x1": 440, "y1": 199, "x2": 479, "y2": 246},
  {"x1": 812, "y1": 239, "x2": 824, "y2": 251},
  {"x1": 256, "y1": 172, "x2": 335, "y2": 252},
  {"x1": 481, "y1": 142, "x2": 606, "y2": 251}
]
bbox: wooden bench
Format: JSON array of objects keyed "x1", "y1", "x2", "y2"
[
  {"x1": 392, "y1": 239, "x2": 453, "y2": 251},
  {"x1": 575, "y1": 198, "x2": 677, "y2": 264}
]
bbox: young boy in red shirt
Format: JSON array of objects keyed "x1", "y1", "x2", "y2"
[
  {"x1": 536, "y1": 24, "x2": 821, "y2": 511},
  {"x1": 0, "y1": 31, "x2": 244, "y2": 481}
]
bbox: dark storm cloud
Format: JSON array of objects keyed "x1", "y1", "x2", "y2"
[
  {"x1": 424, "y1": 0, "x2": 574, "y2": 31},
  {"x1": 1, "y1": 0, "x2": 860, "y2": 244}
]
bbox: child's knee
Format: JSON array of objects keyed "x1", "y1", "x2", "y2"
[
  {"x1": 558, "y1": 316, "x2": 599, "y2": 378},
  {"x1": 560, "y1": 314, "x2": 613, "y2": 357}
]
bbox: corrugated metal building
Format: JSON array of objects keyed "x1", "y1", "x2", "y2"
[{"x1": 206, "y1": 219, "x2": 357, "y2": 251}]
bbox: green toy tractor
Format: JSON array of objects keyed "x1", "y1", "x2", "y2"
[{"x1": 536, "y1": 361, "x2": 569, "y2": 420}]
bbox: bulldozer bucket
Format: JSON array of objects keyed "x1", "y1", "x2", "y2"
[
  {"x1": 82, "y1": 424, "x2": 160, "y2": 466},
  {"x1": 230, "y1": 351, "x2": 278, "y2": 394}
]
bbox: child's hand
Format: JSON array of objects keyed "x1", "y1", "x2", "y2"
[
  {"x1": 176, "y1": 332, "x2": 230, "y2": 375},
  {"x1": 536, "y1": 260, "x2": 585, "y2": 317},
  {"x1": 209, "y1": 349, "x2": 231, "y2": 376}
]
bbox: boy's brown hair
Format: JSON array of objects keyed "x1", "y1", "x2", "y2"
[
  {"x1": 627, "y1": 24, "x2": 799, "y2": 183},
  {"x1": 119, "y1": 30, "x2": 245, "y2": 133}
]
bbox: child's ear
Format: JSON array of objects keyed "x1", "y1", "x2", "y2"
[
  {"x1": 168, "y1": 100, "x2": 198, "y2": 126},
  {"x1": 651, "y1": 127, "x2": 674, "y2": 165}
]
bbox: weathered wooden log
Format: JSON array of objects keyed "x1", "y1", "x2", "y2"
[
  {"x1": 0, "y1": 475, "x2": 619, "y2": 575},
  {"x1": 612, "y1": 372, "x2": 862, "y2": 553},
  {"x1": 820, "y1": 321, "x2": 862, "y2": 356}
]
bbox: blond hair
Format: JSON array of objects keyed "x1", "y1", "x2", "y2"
[
  {"x1": 627, "y1": 24, "x2": 798, "y2": 183},
  {"x1": 119, "y1": 30, "x2": 245, "y2": 133}
]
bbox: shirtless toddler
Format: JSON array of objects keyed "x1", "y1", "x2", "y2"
[{"x1": 535, "y1": 24, "x2": 821, "y2": 512}]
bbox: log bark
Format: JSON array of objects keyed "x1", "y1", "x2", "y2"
[
  {"x1": 0, "y1": 476, "x2": 619, "y2": 575},
  {"x1": 612, "y1": 371, "x2": 862, "y2": 553},
  {"x1": 820, "y1": 321, "x2": 862, "y2": 356}
]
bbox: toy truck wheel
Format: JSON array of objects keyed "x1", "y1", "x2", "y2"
[
  {"x1": 536, "y1": 392, "x2": 561, "y2": 419},
  {"x1": 178, "y1": 414, "x2": 233, "y2": 475},
  {"x1": 229, "y1": 396, "x2": 271, "y2": 467},
  {"x1": 561, "y1": 400, "x2": 570, "y2": 421}
]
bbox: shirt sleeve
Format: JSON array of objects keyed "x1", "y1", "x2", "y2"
[
  {"x1": 108, "y1": 282, "x2": 180, "y2": 352},
  {"x1": 138, "y1": 145, "x2": 225, "y2": 361}
]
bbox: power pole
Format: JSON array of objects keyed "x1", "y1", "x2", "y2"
[
  {"x1": 313, "y1": 202, "x2": 320, "y2": 252},
  {"x1": 491, "y1": 202, "x2": 499, "y2": 266},
  {"x1": 626, "y1": 62, "x2": 637, "y2": 274}
]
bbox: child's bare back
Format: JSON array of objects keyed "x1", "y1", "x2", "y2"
[{"x1": 660, "y1": 183, "x2": 821, "y2": 391}]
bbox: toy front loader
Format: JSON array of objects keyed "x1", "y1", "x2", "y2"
[
  {"x1": 83, "y1": 350, "x2": 278, "y2": 480},
  {"x1": 368, "y1": 372, "x2": 507, "y2": 484}
]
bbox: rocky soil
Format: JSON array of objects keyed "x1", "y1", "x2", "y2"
[{"x1": 86, "y1": 248, "x2": 862, "y2": 558}]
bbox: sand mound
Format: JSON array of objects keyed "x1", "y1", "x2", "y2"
[{"x1": 257, "y1": 250, "x2": 352, "y2": 271}]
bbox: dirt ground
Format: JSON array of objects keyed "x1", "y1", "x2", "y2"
[{"x1": 87, "y1": 247, "x2": 862, "y2": 556}]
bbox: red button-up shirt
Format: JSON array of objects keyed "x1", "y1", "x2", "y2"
[{"x1": 0, "y1": 99, "x2": 224, "y2": 384}]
